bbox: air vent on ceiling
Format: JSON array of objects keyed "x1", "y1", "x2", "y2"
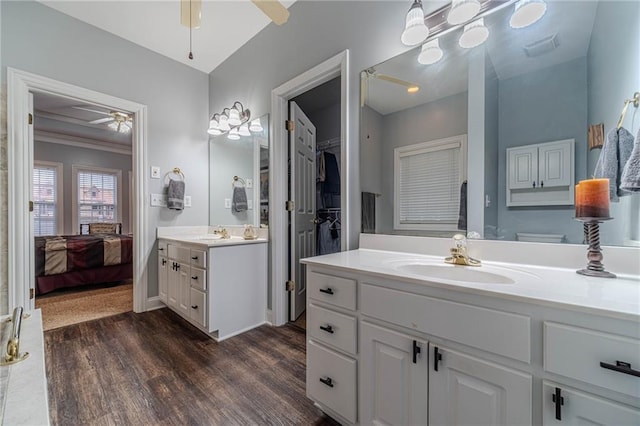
[{"x1": 523, "y1": 34, "x2": 559, "y2": 58}]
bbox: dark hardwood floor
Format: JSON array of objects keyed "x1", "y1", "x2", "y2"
[{"x1": 44, "y1": 308, "x2": 340, "y2": 425}]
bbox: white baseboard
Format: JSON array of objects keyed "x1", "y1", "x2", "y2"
[
  {"x1": 145, "y1": 296, "x2": 166, "y2": 311},
  {"x1": 265, "y1": 309, "x2": 273, "y2": 325}
]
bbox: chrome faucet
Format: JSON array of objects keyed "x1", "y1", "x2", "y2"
[{"x1": 445, "y1": 234, "x2": 481, "y2": 266}]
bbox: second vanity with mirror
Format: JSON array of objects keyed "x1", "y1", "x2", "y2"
[{"x1": 302, "y1": 234, "x2": 640, "y2": 425}]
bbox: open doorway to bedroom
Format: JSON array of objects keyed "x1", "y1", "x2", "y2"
[{"x1": 31, "y1": 92, "x2": 135, "y2": 330}]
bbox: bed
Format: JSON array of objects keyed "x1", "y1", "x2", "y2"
[{"x1": 34, "y1": 226, "x2": 133, "y2": 295}]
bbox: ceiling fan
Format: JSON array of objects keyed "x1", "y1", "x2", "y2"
[
  {"x1": 361, "y1": 68, "x2": 421, "y2": 106},
  {"x1": 72, "y1": 106, "x2": 133, "y2": 133},
  {"x1": 181, "y1": 0, "x2": 290, "y2": 27}
]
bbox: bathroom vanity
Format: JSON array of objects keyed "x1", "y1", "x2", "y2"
[
  {"x1": 157, "y1": 226, "x2": 267, "y2": 341},
  {"x1": 302, "y1": 235, "x2": 640, "y2": 425}
]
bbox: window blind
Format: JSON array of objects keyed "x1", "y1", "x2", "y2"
[
  {"x1": 33, "y1": 166, "x2": 58, "y2": 236},
  {"x1": 77, "y1": 170, "x2": 118, "y2": 225},
  {"x1": 398, "y1": 143, "x2": 461, "y2": 225}
]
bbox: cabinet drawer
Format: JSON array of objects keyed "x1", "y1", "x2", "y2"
[
  {"x1": 189, "y1": 288, "x2": 207, "y2": 328},
  {"x1": 190, "y1": 248, "x2": 207, "y2": 268},
  {"x1": 361, "y1": 283, "x2": 531, "y2": 363},
  {"x1": 308, "y1": 303, "x2": 357, "y2": 355},
  {"x1": 308, "y1": 271, "x2": 356, "y2": 311},
  {"x1": 168, "y1": 244, "x2": 190, "y2": 263},
  {"x1": 544, "y1": 322, "x2": 640, "y2": 398},
  {"x1": 190, "y1": 267, "x2": 206, "y2": 291},
  {"x1": 307, "y1": 340, "x2": 357, "y2": 424}
]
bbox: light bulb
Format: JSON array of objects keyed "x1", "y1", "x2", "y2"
[
  {"x1": 228, "y1": 107, "x2": 241, "y2": 126},
  {"x1": 510, "y1": 0, "x2": 547, "y2": 29},
  {"x1": 447, "y1": 0, "x2": 481, "y2": 25},
  {"x1": 459, "y1": 18, "x2": 489, "y2": 49},
  {"x1": 418, "y1": 38, "x2": 443, "y2": 65},
  {"x1": 401, "y1": 0, "x2": 429, "y2": 46},
  {"x1": 249, "y1": 118, "x2": 263, "y2": 133}
]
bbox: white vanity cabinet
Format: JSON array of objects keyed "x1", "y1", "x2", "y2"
[{"x1": 158, "y1": 241, "x2": 168, "y2": 303}]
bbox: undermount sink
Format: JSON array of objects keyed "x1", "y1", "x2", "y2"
[{"x1": 396, "y1": 263, "x2": 516, "y2": 284}]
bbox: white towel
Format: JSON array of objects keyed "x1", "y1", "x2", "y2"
[
  {"x1": 594, "y1": 127, "x2": 634, "y2": 201},
  {"x1": 620, "y1": 128, "x2": 640, "y2": 192}
]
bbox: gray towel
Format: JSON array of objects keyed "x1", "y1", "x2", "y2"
[
  {"x1": 167, "y1": 179, "x2": 185, "y2": 210},
  {"x1": 594, "y1": 127, "x2": 634, "y2": 201},
  {"x1": 620, "y1": 128, "x2": 640, "y2": 192},
  {"x1": 457, "y1": 180, "x2": 467, "y2": 231},
  {"x1": 232, "y1": 186, "x2": 248, "y2": 212},
  {"x1": 361, "y1": 192, "x2": 376, "y2": 233}
]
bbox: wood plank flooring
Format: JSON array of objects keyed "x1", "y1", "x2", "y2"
[{"x1": 44, "y1": 308, "x2": 339, "y2": 425}]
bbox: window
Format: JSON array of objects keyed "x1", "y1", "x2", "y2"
[
  {"x1": 72, "y1": 165, "x2": 122, "y2": 233},
  {"x1": 394, "y1": 135, "x2": 467, "y2": 231},
  {"x1": 33, "y1": 161, "x2": 63, "y2": 236}
]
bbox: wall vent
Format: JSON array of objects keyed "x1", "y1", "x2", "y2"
[{"x1": 523, "y1": 34, "x2": 559, "y2": 58}]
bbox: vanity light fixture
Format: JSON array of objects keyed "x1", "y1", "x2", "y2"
[
  {"x1": 459, "y1": 17, "x2": 489, "y2": 49},
  {"x1": 401, "y1": 0, "x2": 430, "y2": 46},
  {"x1": 418, "y1": 38, "x2": 444, "y2": 65},
  {"x1": 207, "y1": 101, "x2": 256, "y2": 137},
  {"x1": 447, "y1": 0, "x2": 481, "y2": 25},
  {"x1": 227, "y1": 127, "x2": 241, "y2": 140},
  {"x1": 238, "y1": 123, "x2": 251, "y2": 137},
  {"x1": 509, "y1": 0, "x2": 547, "y2": 29}
]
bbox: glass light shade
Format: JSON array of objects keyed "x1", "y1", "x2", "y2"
[
  {"x1": 218, "y1": 114, "x2": 231, "y2": 131},
  {"x1": 207, "y1": 126, "x2": 222, "y2": 136},
  {"x1": 249, "y1": 118, "x2": 263, "y2": 133},
  {"x1": 447, "y1": 0, "x2": 481, "y2": 25},
  {"x1": 227, "y1": 127, "x2": 240, "y2": 140},
  {"x1": 401, "y1": 0, "x2": 429, "y2": 46},
  {"x1": 418, "y1": 39, "x2": 444, "y2": 65},
  {"x1": 459, "y1": 18, "x2": 489, "y2": 49},
  {"x1": 510, "y1": 0, "x2": 547, "y2": 29},
  {"x1": 118, "y1": 123, "x2": 130, "y2": 133},
  {"x1": 238, "y1": 123, "x2": 251, "y2": 137},
  {"x1": 209, "y1": 118, "x2": 220, "y2": 130},
  {"x1": 108, "y1": 121, "x2": 118, "y2": 131},
  {"x1": 228, "y1": 107, "x2": 241, "y2": 126}
]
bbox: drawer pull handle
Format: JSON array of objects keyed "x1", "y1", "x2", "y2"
[
  {"x1": 192, "y1": 276, "x2": 198, "y2": 280},
  {"x1": 433, "y1": 346, "x2": 442, "y2": 371},
  {"x1": 162, "y1": 258, "x2": 167, "y2": 266},
  {"x1": 191, "y1": 256, "x2": 198, "y2": 260},
  {"x1": 600, "y1": 360, "x2": 640, "y2": 377},
  {"x1": 412, "y1": 340, "x2": 421, "y2": 364},
  {"x1": 319, "y1": 288, "x2": 334, "y2": 295},
  {"x1": 191, "y1": 305, "x2": 198, "y2": 309},
  {"x1": 552, "y1": 387, "x2": 564, "y2": 421},
  {"x1": 158, "y1": 247, "x2": 164, "y2": 251},
  {"x1": 319, "y1": 377, "x2": 334, "y2": 388},
  {"x1": 320, "y1": 325, "x2": 334, "y2": 334}
]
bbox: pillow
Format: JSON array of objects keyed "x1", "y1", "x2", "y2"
[{"x1": 88, "y1": 223, "x2": 121, "y2": 234}]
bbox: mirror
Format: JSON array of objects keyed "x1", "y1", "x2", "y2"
[
  {"x1": 209, "y1": 114, "x2": 269, "y2": 227},
  {"x1": 360, "y1": 0, "x2": 639, "y2": 246}
]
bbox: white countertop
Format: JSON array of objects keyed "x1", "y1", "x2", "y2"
[
  {"x1": 301, "y1": 249, "x2": 640, "y2": 321},
  {"x1": 159, "y1": 234, "x2": 268, "y2": 248}
]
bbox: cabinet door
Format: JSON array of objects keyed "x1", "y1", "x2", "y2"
[
  {"x1": 360, "y1": 322, "x2": 428, "y2": 426},
  {"x1": 538, "y1": 140, "x2": 572, "y2": 188},
  {"x1": 158, "y1": 256, "x2": 168, "y2": 303},
  {"x1": 508, "y1": 145, "x2": 538, "y2": 189},
  {"x1": 177, "y1": 261, "x2": 191, "y2": 316},
  {"x1": 167, "y1": 261, "x2": 180, "y2": 309},
  {"x1": 429, "y1": 344, "x2": 532, "y2": 426},
  {"x1": 542, "y1": 382, "x2": 640, "y2": 425},
  {"x1": 189, "y1": 288, "x2": 207, "y2": 328}
]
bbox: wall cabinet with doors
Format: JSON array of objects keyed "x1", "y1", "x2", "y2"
[
  {"x1": 304, "y1": 263, "x2": 639, "y2": 426},
  {"x1": 507, "y1": 139, "x2": 575, "y2": 206},
  {"x1": 157, "y1": 238, "x2": 267, "y2": 341}
]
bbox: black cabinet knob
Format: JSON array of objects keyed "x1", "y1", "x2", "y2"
[
  {"x1": 191, "y1": 276, "x2": 198, "y2": 280},
  {"x1": 191, "y1": 256, "x2": 198, "y2": 260}
]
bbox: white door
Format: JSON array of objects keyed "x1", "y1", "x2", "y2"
[
  {"x1": 429, "y1": 344, "x2": 532, "y2": 426},
  {"x1": 360, "y1": 321, "x2": 428, "y2": 426},
  {"x1": 289, "y1": 101, "x2": 316, "y2": 321},
  {"x1": 28, "y1": 93, "x2": 36, "y2": 308},
  {"x1": 508, "y1": 145, "x2": 538, "y2": 189},
  {"x1": 538, "y1": 140, "x2": 572, "y2": 188},
  {"x1": 158, "y1": 255, "x2": 168, "y2": 303},
  {"x1": 542, "y1": 382, "x2": 640, "y2": 425}
]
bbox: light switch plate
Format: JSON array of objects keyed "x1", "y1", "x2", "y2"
[
  {"x1": 184, "y1": 196, "x2": 192, "y2": 207},
  {"x1": 151, "y1": 166, "x2": 161, "y2": 179},
  {"x1": 248, "y1": 199, "x2": 253, "y2": 210},
  {"x1": 151, "y1": 193, "x2": 167, "y2": 207},
  {"x1": 246, "y1": 178, "x2": 253, "y2": 188},
  {"x1": 224, "y1": 199, "x2": 231, "y2": 209}
]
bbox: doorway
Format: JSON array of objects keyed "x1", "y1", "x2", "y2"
[{"x1": 7, "y1": 68, "x2": 147, "y2": 314}]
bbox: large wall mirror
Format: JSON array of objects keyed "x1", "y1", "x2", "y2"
[
  {"x1": 360, "y1": 0, "x2": 639, "y2": 246},
  {"x1": 209, "y1": 114, "x2": 269, "y2": 227}
]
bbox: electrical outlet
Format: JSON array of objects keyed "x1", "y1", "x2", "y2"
[
  {"x1": 224, "y1": 198, "x2": 231, "y2": 209},
  {"x1": 248, "y1": 199, "x2": 253, "y2": 210},
  {"x1": 151, "y1": 166, "x2": 161, "y2": 179},
  {"x1": 184, "y1": 196, "x2": 192, "y2": 207},
  {"x1": 150, "y1": 193, "x2": 167, "y2": 207},
  {"x1": 246, "y1": 178, "x2": 253, "y2": 188}
]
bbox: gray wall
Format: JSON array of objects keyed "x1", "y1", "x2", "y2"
[
  {"x1": 587, "y1": 0, "x2": 640, "y2": 246},
  {"x1": 379, "y1": 91, "x2": 469, "y2": 236},
  {"x1": 497, "y1": 57, "x2": 588, "y2": 244},
  {"x1": 484, "y1": 61, "x2": 499, "y2": 239},
  {"x1": 360, "y1": 105, "x2": 383, "y2": 233},
  {"x1": 34, "y1": 141, "x2": 133, "y2": 235},
  {"x1": 208, "y1": 1, "x2": 434, "y2": 250},
  {"x1": 1, "y1": 1, "x2": 210, "y2": 310}
]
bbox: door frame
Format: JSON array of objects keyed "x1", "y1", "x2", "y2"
[
  {"x1": 7, "y1": 67, "x2": 148, "y2": 313},
  {"x1": 270, "y1": 50, "x2": 350, "y2": 326}
]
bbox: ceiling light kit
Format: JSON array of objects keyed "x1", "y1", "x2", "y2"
[
  {"x1": 402, "y1": 0, "x2": 547, "y2": 64},
  {"x1": 208, "y1": 101, "x2": 261, "y2": 140}
]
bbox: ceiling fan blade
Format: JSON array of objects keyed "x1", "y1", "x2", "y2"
[
  {"x1": 90, "y1": 117, "x2": 115, "y2": 124},
  {"x1": 374, "y1": 73, "x2": 420, "y2": 92},
  {"x1": 71, "y1": 106, "x2": 112, "y2": 116},
  {"x1": 180, "y1": 0, "x2": 201, "y2": 29},
  {"x1": 251, "y1": 0, "x2": 290, "y2": 26}
]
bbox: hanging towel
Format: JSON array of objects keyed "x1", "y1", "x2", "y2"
[
  {"x1": 361, "y1": 192, "x2": 376, "y2": 233},
  {"x1": 621, "y1": 128, "x2": 640, "y2": 192},
  {"x1": 316, "y1": 151, "x2": 326, "y2": 182},
  {"x1": 167, "y1": 179, "x2": 185, "y2": 210},
  {"x1": 232, "y1": 186, "x2": 248, "y2": 212},
  {"x1": 594, "y1": 127, "x2": 634, "y2": 201},
  {"x1": 457, "y1": 181, "x2": 467, "y2": 231}
]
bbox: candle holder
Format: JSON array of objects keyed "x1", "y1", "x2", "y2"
[{"x1": 575, "y1": 217, "x2": 616, "y2": 278}]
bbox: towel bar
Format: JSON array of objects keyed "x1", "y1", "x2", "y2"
[{"x1": 232, "y1": 176, "x2": 246, "y2": 187}]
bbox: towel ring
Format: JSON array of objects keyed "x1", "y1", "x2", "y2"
[
  {"x1": 164, "y1": 167, "x2": 185, "y2": 183},
  {"x1": 232, "y1": 175, "x2": 246, "y2": 187},
  {"x1": 617, "y1": 92, "x2": 640, "y2": 129}
]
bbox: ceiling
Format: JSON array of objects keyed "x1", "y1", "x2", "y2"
[
  {"x1": 38, "y1": 0, "x2": 298, "y2": 74},
  {"x1": 366, "y1": 1, "x2": 599, "y2": 116}
]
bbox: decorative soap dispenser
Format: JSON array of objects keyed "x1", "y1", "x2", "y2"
[{"x1": 243, "y1": 224, "x2": 258, "y2": 240}]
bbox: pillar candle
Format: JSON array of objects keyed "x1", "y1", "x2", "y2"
[{"x1": 575, "y1": 178, "x2": 610, "y2": 218}]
